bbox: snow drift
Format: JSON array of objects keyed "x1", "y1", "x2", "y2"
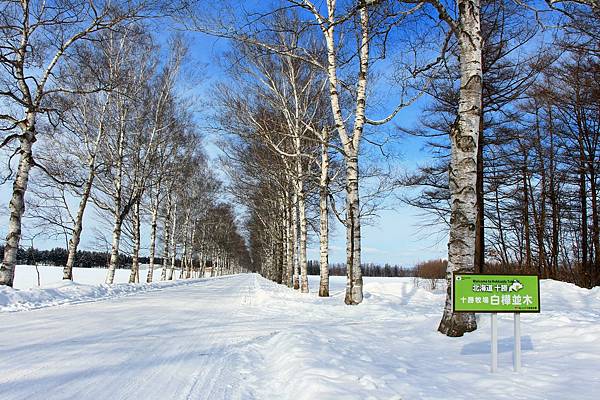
[{"x1": 0, "y1": 267, "x2": 599, "y2": 399}]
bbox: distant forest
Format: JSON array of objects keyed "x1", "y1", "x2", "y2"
[
  {"x1": 2, "y1": 246, "x2": 155, "y2": 270},
  {"x1": 6, "y1": 246, "x2": 423, "y2": 277},
  {"x1": 307, "y1": 261, "x2": 416, "y2": 278}
]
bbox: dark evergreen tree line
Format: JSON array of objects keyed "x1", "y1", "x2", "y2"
[
  {"x1": 1, "y1": 245, "x2": 167, "y2": 270},
  {"x1": 307, "y1": 261, "x2": 415, "y2": 277}
]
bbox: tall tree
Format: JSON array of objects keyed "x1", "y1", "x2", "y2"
[{"x1": 0, "y1": 0, "x2": 156, "y2": 286}]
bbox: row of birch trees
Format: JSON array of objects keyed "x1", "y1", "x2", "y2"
[
  {"x1": 0, "y1": 1, "x2": 249, "y2": 286},
  {"x1": 215, "y1": 26, "x2": 336, "y2": 297},
  {"x1": 186, "y1": 0, "x2": 598, "y2": 337},
  {"x1": 190, "y1": 0, "x2": 486, "y2": 333},
  {"x1": 192, "y1": 1, "x2": 425, "y2": 306}
]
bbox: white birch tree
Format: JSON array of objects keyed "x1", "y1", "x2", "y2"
[
  {"x1": 398, "y1": 0, "x2": 483, "y2": 335},
  {"x1": 0, "y1": 0, "x2": 157, "y2": 286}
]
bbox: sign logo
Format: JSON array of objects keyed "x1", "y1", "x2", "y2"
[
  {"x1": 453, "y1": 274, "x2": 540, "y2": 313},
  {"x1": 509, "y1": 280, "x2": 523, "y2": 292}
]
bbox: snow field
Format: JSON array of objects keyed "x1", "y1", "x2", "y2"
[
  {"x1": 0, "y1": 267, "x2": 599, "y2": 399},
  {"x1": 1, "y1": 265, "x2": 200, "y2": 312},
  {"x1": 249, "y1": 276, "x2": 600, "y2": 399},
  {"x1": 11, "y1": 264, "x2": 164, "y2": 289}
]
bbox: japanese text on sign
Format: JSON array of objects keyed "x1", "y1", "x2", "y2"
[{"x1": 453, "y1": 274, "x2": 540, "y2": 313}]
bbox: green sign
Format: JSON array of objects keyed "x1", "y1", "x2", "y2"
[{"x1": 453, "y1": 274, "x2": 540, "y2": 313}]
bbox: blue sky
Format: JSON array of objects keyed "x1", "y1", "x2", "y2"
[
  {"x1": 183, "y1": 30, "x2": 449, "y2": 266},
  {"x1": 0, "y1": 9, "x2": 450, "y2": 267}
]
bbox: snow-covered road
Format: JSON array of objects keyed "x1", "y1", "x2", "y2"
[
  {"x1": 1, "y1": 272, "x2": 599, "y2": 399},
  {"x1": 1, "y1": 275, "x2": 274, "y2": 400}
]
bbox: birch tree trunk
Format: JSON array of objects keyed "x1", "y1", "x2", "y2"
[
  {"x1": 200, "y1": 249, "x2": 206, "y2": 277},
  {"x1": 105, "y1": 106, "x2": 126, "y2": 285},
  {"x1": 438, "y1": 0, "x2": 482, "y2": 337},
  {"x1": 63, "y1": 148, "x2": 98, "y2": 280},
  {"x1": 186, "y1": 220, "x2": 195, "y2": 279},
  {"x1": 199, "y1": 230, "x2": 206, "y2": 277},
  {"x1": 160, "y1": 195, "x2": 172, "y2": 281},
  {"x1": 64, "y1": 190, "x2": 89, "y2": 280},
  {"x1": 291, "y1": 190, "x2": 300, "y2": 289},
  {"x1": 219, "y1": 250, "x2": 224, "y2": 276},
  {"x1": 181, "y1": 212, "x2": 190, "y2": 279},
  {"x1": 0, "y1": 127, "x2": 35, "y2": 287},
  {"x1": 129, "y1": 199, "x2": 141, "y2": 283},
  {"x1": 281, "y1": 196, "x2": 291, "y2": 286},
  {"x1": 210, "y1": 248, "x2": 216, "y2": 277},
  {"x1": 214, "y1": 249, "x2": 220, "y2": 276},
  {"x1": 297, "y1": 169, "x2": 309, "y2": 293},
  {"x1": 179, "y1": 258, "x2": 186, "y2": 279},
  {"x1": 344, "y1": 156, "x2": 363, "y2": 305},
  {"x1": 167, "y1": 203, "x2": 178, "y2": 280},
  {"x1": 64, "y1": 94, "x2": 110, "y2": 280},
  {"x1": 105, "y1": 214, "x2": 123, "y2": 284},
  {"x1": 146, "y1": 199, "x2": 158, "y2": 283},
  {"x1": 286, "y1": 196, "x2": 294, "y2": 288},
  {"x1": 318, "y1": 1, "x2": 370, "y2": 305},
  {"x1": 275, "y1": 219, "x2": 284, "y2": 283},
  {"x1": 319, "y1": 131, "x2": 330, "y2": 297},
  {"x1": 146, "y1": 190, "x2": 160, "y2": 283}
]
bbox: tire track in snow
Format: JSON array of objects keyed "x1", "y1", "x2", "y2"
[
  {"x1": 183, "y1": 276, "x2": 279, "y2": 400},
  {"x1": 0, "y1": 274, "x2": 273, "y2": 400}
]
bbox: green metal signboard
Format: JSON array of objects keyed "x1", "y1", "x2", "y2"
[{"x1": 453, "y1": 274, "x2": 540, "y2": 313}]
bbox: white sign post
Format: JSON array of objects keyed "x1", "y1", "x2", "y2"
[
  {"x1": 491, "y1": 313, "x2": 498, "y2": 373},
  {"x1": 514, "y1": 312, "x2": 521, "y2": 371}
]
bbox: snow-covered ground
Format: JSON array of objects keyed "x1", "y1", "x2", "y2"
[
  {"x1": 1, "y1": 265, "x2": 205, "y2": 312},
  {"x1": 1, "y1": 267, "x2": 599, "y2": 399},
  {"x1": 11, "y1": 264, "x2": 165, "y2": 289}
]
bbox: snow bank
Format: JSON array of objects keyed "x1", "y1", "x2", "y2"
[
  {"x1": 248, "y1": 275, "x2": 600, "y2": 400},
  {"x1": 0, "y1": 265, "x2": 207, "y2": 312},
  {"x1": 11, "y1": 264, "x2": 163, "y2": 289}
]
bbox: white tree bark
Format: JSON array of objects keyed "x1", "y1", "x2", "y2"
[
  {"x1": 437, "y1": 0, "x2": 482, "y2": 337},
  {"x1": 186, "y1": 219, "x2": 196, "y2": 279},
  {"x1": 63, "y1": 184, "x2": 90, "y2": 281},
  {"x1": 210, "y1": 246, "x2": 216, "y2": 277},
  {"x1": 160, "y1": 194, "x2": 172, "y2": 281},
  {"x1": 198, "y1": 229, "x2": 206, "y2": 277},
  {"x1": 0, "y1": 125, "x2": 35, "y2": 286},
  {"x1": 285, "y1": 197, "x2": 294, "y2": 288},
  {"x1": 180, "y1": 212, "x2": 190, "y2": 279},
  {"x1": 319, "y1": 129, "x2": 330, "y2": 297},
  {"x1": 105, "y1": 108, "x2": 126, "y2": 285},
  {"x1": 129, "y1": 199, "x2": 141, "y2": 283},
  {"x1": 281, "y1": 197, "x2": 290, "y2": 286},
  {"x1": 296, "y1": 149, "x2": 309, "y2": 293},
  {"x1": 167, "y1": 202, "x2": 178, "y2": 280},
  {"x1": 146, "y1": 188, "x2": 161, "y2": 283},
  {"x1": 344, "y1": 156, "x2": 363, "y2": 305},
  {"x1": 291, "y1": 190, "x2": 300, "y2": 289},
  {"x1": 200, "y1": 250, "x2": 206, "y2": 277},
  {"x1": 105, "y1": 214, "x2": 123, "y2": 285},
  {"x1": 298, "y1": 188, "x2": 309, "y2": 293},
  {"x1": 63, "y1": 96, "x2": 109, "y2": 281},
  {"x1": 305, "y1": 0, "x2": 370, "y2": 304}
]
